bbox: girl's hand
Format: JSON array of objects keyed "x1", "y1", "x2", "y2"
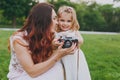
[{"x1": 75, "y1": 31, "x2": 84, "y2": 47}]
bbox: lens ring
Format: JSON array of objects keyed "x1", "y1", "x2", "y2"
[{"x1": 63, "y1": 40, "x2": 72, "y2": 48}]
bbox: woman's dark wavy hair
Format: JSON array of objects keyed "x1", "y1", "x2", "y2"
[{"x1": 19, "y1": 3, "x2": 54, "y2": 64}]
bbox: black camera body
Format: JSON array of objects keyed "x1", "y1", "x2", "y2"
[{"x1": 58, "y1": 36, "x2": 78, "y2": 48}]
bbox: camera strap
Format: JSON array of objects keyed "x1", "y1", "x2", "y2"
[
  {"x1": 61, "y1": 60, "x2": 66, "y2": 80},
  {"x1": 77, "y1": 49, "x2": 80, "y2": 80}
]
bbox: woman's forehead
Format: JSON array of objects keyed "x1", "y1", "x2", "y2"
[{"x1": 52, "y1": 9, "x2": 57, "y2": 17}]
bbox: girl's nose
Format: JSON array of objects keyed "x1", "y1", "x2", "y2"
[{"x1": 63, "y1": 22, "x2": 68, "y2": 26}]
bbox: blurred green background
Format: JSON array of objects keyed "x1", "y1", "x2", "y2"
[
  {"x1": 0, "y1": 0, "x2": 120, "y2": 32},
  {"x1": 0, "y1": 0, "x2": 120, "y2": 80}
]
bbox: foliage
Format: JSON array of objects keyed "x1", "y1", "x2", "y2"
[
  {"x1": 98, "y1": 4, "x2": 119, "y2": 32},
  {"x1": 0, "y1": 0, "x2": 38, "y2": 27},
  {"x1": 0, "y1": 0, "x2": 120, "y2": 32},
  {"x1": 80, "y1": 3, "x2": 107, "y2": 31},
  {"x1": 50, "y1": 0, "x2": 74, "y2": 12}
]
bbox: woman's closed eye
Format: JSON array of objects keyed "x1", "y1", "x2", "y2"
[{"x1": 53, "y1": 16, "x2": 57, "y2": 20}]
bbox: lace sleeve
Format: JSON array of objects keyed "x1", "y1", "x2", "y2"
[{"x1": 9, "y1": 33, "x2": 28, "y2": 51}]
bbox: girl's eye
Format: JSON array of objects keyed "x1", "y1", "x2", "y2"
[
  {"x1": 68, "y1": 20, "x2": 71, "y2": 22},
  {"x1": 60, "y1": 19, "x2": 64, "y2": 22}
]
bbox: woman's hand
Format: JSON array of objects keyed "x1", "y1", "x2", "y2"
[
  {"x1": 52, "y1": 42, "x2": 77, "y2": 60},
  {"x1": 59, "y1": 42, "x2": 77, "y2": 55},
  {"x1": 52, "y1": 38, "x2": 62, "y2": 49}
]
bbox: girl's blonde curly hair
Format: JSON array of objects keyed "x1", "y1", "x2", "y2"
[{"x1": 57, "y1": 6, "x2": 80, "y2": 32}]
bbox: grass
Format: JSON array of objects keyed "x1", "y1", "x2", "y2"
[
  {"x1": 0, "y1": 30, "x2": 120, "y2": 80},
  {"x1": 0, "y1": 30, "x2": 14, "y2": 80},
  {"x1": 81, "y1": 34, "x2": 120, "y2": 80}
]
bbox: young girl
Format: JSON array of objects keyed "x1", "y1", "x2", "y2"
[{"x1": 55, "y1": 6, "x2": 91, "y2": 80}]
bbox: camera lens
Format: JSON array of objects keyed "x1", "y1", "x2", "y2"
[{"x1": 62, "y1": 40, "x2": 72, "y2": 48}]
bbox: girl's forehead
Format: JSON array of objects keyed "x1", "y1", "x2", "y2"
[
  {"x1": 59, "y1": 13, "x2": 72, "y2": 20},
  {"x1": 59, "y1": 12, "x2": 72, "y2": 17}
]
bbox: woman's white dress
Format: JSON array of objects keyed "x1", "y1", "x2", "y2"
[
  {"x1": 56, "y1": 30, "x2": 91, "y2": 80},
  {"x1": 7, "y1": 31, "x2": 64, "y2": 80}
]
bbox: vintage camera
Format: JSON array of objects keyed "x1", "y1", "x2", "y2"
[{"x1": 58, "y1": 36, "x2": 78, "y2": 48}]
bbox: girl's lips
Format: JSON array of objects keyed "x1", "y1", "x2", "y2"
[{"x1": 62, "y1": 25, "x2": 69, "y2": 28}]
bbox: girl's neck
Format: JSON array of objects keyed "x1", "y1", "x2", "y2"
[{"x1": 61, "y1": 29, "x2": 73, "y2": 32}]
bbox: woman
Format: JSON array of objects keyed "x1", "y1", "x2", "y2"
[{"x1": 7, "y1": 3, "x2": 76, "y2": 80}]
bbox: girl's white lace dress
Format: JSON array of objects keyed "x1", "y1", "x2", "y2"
[
  {"x1": 56, "y1": 30, "x2": 91, "y2": 80},
  {"x1": 7, "y1": 31, "x2": 64, "y2": 80}
]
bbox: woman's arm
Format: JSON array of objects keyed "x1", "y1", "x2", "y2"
[{"x1": 13, "y1": 39, "x2": 76, "y2": 78}]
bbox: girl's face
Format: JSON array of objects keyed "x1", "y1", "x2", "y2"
[
  {"x1": 58, "y1": 12, "x2": 72, "y2": 31},
  {"x1": 51, "y1": 9, "x2": 58, "y2": 32}
]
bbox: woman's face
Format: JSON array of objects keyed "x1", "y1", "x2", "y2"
[
  {"x1": 51, "y1": 9, "x2": 58, "y2": 32},
  {"x1": 58, "y1": 12, "x2": 72, "y2": 31}
]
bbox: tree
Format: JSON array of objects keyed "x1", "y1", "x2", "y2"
[{"x1": 0, "y1": 0, "x2": 38, "y2": 27}]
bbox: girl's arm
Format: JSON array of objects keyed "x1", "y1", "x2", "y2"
[
  {"x1": 13, "y1": 39, "x2": 76, "y2": 78},
  {"x1": 76, "y1": 31, "x2": 84, "y2": 47}
]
